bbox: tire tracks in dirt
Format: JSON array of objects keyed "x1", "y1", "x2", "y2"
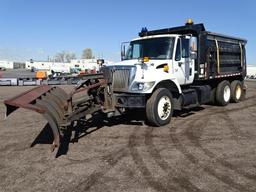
[
  {"x1": 65, "y1": 94, "x2": 256, "y2": 191},
  {"x1": 221, "y1": 110, "x2": 250, "y2": 144},
  {"x1": 71, "y1": 130, "x2": 133, "y2": 191},
  {"x1": 170, "y1": 102, "x2": 256, "y2": 191},
  {"x1": 69, "y1": 125, "x2": 167, "y2": 191},
  {"x1": 144, "y1": 126, "x2": 203, "y2": 192},
  {"x1": 128, "y1": 126, "x2": 175, "y2": 192},
  {"x1": 206, "y1": 102, "x2": 256, "y2": 117},
  {"x1": 170, "y1": 120, "x2": 256, "y2": 192},
  {"x1": 73, "y1": 147, "x2": 130, "y2": 191},
  {"x1": 187, "y1": 100, "x2": 256, "y2": 181},
  {"x1": 185, "y1": 114, "x2": 256, "y2": 181},
  {"x1": 185, "y1": 111, "x2": 256, "y2": 181}
]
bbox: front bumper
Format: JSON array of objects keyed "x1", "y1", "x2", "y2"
[{"x1": 114, "y1": 93, "x2": 146, "y2": 108}]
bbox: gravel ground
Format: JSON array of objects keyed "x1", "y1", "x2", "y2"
[{"x1": 0, "y1": 82, "x2": 256, "y2": 192}]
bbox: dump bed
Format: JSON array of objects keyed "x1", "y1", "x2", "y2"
[{"x1": 196, "y1": 31, "x2": 247, "y2": 81}]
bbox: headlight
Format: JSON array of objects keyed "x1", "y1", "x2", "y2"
[{"x1": 131, "y1": 81, "x2": 155, "y2": 91}]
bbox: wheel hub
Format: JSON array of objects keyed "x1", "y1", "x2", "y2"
[
  {"x1": 235, "y1": 85, "x2": 242, "y2": 100},
  {"x1": 157, "y1": 96, "x2": 171, "y2": 120},
  {"x1": 223, "y1": 85, "x2": 231, "y2": 102}
]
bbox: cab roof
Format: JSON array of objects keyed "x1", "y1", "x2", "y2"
[
  {"x1": 139, "y1": 23, "x2": 247, "y2": 43},
  {"x1": 139, "y1": 23, "x2": 205, "y2": 37}
]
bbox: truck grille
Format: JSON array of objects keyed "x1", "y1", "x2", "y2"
[{"x1": 112, "y1": 66, "x2": 135, "y2": 91}]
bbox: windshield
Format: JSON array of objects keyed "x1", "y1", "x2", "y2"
[{"x1": 124, "y1": 37, "x2": 174, "y2": 60}]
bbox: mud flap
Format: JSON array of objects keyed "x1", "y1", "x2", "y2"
[{"x1": 4, "y1": 85, "x2": 70, "y2": 152}]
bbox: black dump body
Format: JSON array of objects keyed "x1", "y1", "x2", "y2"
[{"x1": 139, "y1": 23, "x2": 247, "y2": 81}]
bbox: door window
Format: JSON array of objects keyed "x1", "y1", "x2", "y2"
[
  {"x1": 175, "y1": 39, "x2": 181, "y2": 61},
  {"x1": 181, "y1": 38, "x2": 189, "y2": 58}
]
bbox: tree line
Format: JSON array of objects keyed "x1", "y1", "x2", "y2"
[{"x1": 51, "y1": 48, "x2": 93, "y2": 62}]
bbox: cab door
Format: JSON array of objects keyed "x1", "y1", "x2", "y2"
[{"x1": 174, "y1": 36, "x2": 194, "y2": 85}]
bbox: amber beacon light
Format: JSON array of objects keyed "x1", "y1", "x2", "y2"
[{"x1": 186, "y1": 18, "x2": 194, "y2": 25}]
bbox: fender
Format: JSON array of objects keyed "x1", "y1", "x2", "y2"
[{"x1": 154, "y1": 78, "x2": 182, "y2": 94}]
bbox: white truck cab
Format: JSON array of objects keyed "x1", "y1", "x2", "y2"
[
  {"x1": 106, "y1": 34, "x2": 197, "y2": 93},
  {"x1": 103, "y1": 19, "x2": 247, "y2": 126}
]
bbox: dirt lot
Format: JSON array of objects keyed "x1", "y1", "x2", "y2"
[{"x1": 0, "y1": 82, "x2": 256, "y2": 192}]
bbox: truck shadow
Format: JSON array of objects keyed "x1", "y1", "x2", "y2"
[
  {"x1": 30, "y1": 107, "x2": 205, "y2": 158},
  {"x1": 173, "y1": 106, "x2": 205, "y2": 118}
]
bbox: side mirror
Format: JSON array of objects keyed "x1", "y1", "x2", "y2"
[
  {"x1": 121, "y1": 46, "x2": 125, "y2": 60},
  {"x1": 121, "y1": 42, "x2": 130, "y2": 60},
  {"x1": 189, "y1": 37, "x2": 197, "y2": 52},
  {"x1": 189, "y1": 37, "x2": 197, "y2": 59}
]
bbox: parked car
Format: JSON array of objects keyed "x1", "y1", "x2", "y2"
[{"x1": 0, "y1": 67, "x2": 6, "y2": 71}]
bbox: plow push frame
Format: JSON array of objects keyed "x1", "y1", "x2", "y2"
[{"x1": 4, "y1": 70, "x2": 116, "y2": 152}]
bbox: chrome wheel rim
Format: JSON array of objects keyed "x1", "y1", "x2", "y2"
[
  {"x1": 235, "y1": 85, "x2": 242, "y2": 100},
  {"x1": 223, "y1": 85, "x2": 231, "y2": 102},
  {"x1": 157, "y1": 96, "x2": 171, "y2": 120}
]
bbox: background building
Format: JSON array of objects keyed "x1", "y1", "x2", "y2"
[
  {"x1": 70, "y1": 59, "x2": 113, "y2": 71},
  {"x1": 0, "y1": 60, "x2": 25, "y2": 69},
  {"x1": 24, "y1": 59, "x2": 113, "y2": 74},
  {"x1": 0, "y1": 60, "x2": 14, "y2": 69},
  {"x1": 25, "y1": 60, "x2": 70, "y2": 73},
  {"x1": 247, "y1": 65, "x2": 256, "y2": 76}
]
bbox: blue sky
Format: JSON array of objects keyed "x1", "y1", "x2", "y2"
[{"x1": 0, "y1": 0, "x2": 255, "y2": 64}]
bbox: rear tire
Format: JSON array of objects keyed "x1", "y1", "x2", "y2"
[
  {"x1": 216, "y1": 80, "x2": 231, "y2": 106},
  {"x1": 146, "y1": 88, "x2": 174, "y2": 127},
  {"x1": 230, "y1": 80, "x2": 242, "y2": 103}
]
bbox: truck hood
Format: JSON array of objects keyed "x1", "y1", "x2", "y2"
[
  {"x1": 104, "y1": 59, "x2": 171, "y2": 68},
  {"x1": 105, "y1": 59, "x2": 138, "y2": 67}
]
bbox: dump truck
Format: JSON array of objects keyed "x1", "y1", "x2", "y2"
[{"x1": 4, "y1": 19, "x2": 247, "y2": 151}]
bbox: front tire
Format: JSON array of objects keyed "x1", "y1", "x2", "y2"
[
  {"x1": 216, "y1": 80, "x2": 231, "y2": 106},
  {"x1": 146, "y1": 88, "x2": 174, "y2": 126}
]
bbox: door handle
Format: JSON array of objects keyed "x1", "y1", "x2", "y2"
[{"x1": 178, "y1": 62, "x2": 184, "y2": 67}]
